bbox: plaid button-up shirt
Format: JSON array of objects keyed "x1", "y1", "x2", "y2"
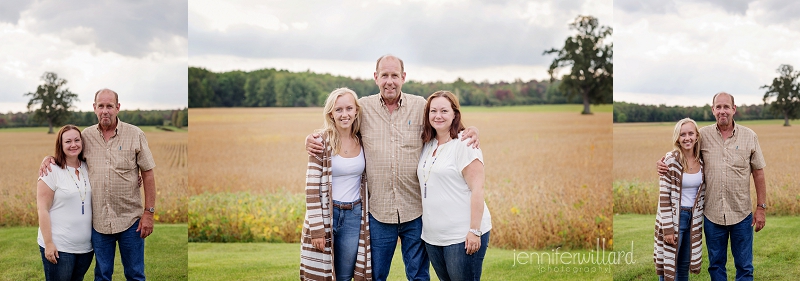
[
  {"x1": 699, "y1": 122, "x2": 766, "y2": 226},
  {"x1": 360, "y1": 93, "x2": 427, "y2": 224},
  {"x1": 82, "y1": 119, "x2": 156, "y2": 234}
]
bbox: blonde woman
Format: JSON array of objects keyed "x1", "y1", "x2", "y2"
[
  {"x1": 300, "y1": 88, "x2": 371, "y2": 281},
  {"x1": 37, "y1": 125, "x2": 93, "y2": 281},
  {"x1": 654, "y1": 118, "x2": 706, "y2": 281}
]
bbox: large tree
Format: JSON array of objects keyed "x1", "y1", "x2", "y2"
[
  {"x1": 762, "y1": 64, "x2": 800, "y2": 126},
  {"x1": 25, "y1": 72, "x2": 79, "y2": 133},
  {"x1": 544, "y1": 15, "x2": 613, "y2": 114}
]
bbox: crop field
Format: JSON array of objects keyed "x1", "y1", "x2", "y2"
[
  {"x1": 613, "y1": 121, "x2": 800, "y2": 215},
  {"x1": 189, "y1": 106, "x2": 613, "y2": 250},
  {"x1": 0, "y1": 127, "x2": 188, "y2": 226}
]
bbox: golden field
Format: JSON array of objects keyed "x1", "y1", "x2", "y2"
[
  {"x1": 189, "y1": 107, "x2": 613, "y2": 249},
  {"x1": 613, "y1": 121, "x2": 800, "y2": 215},
  {"x1": 0, "y1": 128, "x2": 188, "y2": 226}
]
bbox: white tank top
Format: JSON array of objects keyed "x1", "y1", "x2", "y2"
[
  {"x1": 681, "y1": 170, "x2": 702, "y2": 208},
  {"x1": 331, "y1": 147, "x2": 365, "y2": 202}
]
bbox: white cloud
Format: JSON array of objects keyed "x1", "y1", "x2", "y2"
[
  {"x1": 188, "y1": 0, "x2": 613, "y2": 81},
  {"x1": 0, "y1": 1, "x2": 188, "y2": 113},
  {"x1": 614, "y1": 0, "x2": 800, "y2": 106}
]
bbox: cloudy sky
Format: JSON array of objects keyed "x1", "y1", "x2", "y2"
[
  {"x1": 614, "y1": 0, "x2": 800, "y2": 107},
  {"x1": 189, "y1": 0, "x2": 613, "y2": 85},
  {"x1": 0, "y1": 0, "x2": 188, "y2": 113}
]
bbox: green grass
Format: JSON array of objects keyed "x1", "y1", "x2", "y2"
[
  {"x1": 461, "y1": 104, "x2": 612, "y2": 113},
  {"x1": 0, "y1": 126, "x2": 187, "y2": 133},
  {"x1": 613, "y1": 214, "x2": 800, "y2": 280},
  {"x1": 189, "y1": 242, "x2": 614, "y2": 280},
  {"x1": 0, "y1": 224, "x2": 188, "y2": 281}
]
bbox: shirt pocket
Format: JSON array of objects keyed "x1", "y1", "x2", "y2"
[
  {"x1": 732, "y1": 149, "x2": 750, "y2": 169},
  {"x1": 401, "y1": 123, "x2": 423, "y2": 149},
  {"x1": 114, "y1": 150, "x2": 137, "y2": 171}
]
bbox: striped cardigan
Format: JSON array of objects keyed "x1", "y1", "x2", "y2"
[
  {"x1": 300, "y1": 136, "x2": 372, "y2": 281},
  {"x1": 653, "y1": 150, "x2": 706, "y2": 281}
]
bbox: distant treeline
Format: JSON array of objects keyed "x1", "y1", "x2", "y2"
[
  {"x1": 614, "y1": 101, "x2": 775, "y2": 123},
  {"x1": 0, "y1": 108, "x2": 188, "y2": 129},
  {"x1": 188, "y1": 67, "x2": 609, "y2": 108}
]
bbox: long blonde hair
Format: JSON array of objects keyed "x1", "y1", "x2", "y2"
[
  {"x1": 671, "y1": 118, "x2": 701, "y2": 172},
  {"x1": 318, "y1": 87, "x2": 362, "y2": 156}
]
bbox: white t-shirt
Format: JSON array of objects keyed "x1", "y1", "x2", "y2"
[
  {"x1": 331, "y1": 147, "x2": 365, "y2": 202},
  {"x1": 417, "y1": 133, "x2": 492, "y2": 246},
  {"x1": 37, "y1": 162, "x2": 93, "y2": 254},
  {"x1": 681, "y1": 169, "x2": 703, "y2": 208}
]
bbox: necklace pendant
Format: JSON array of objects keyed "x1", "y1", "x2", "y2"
[{"x1": 82, "y1": 202, "x2": 85, "y2": 215}]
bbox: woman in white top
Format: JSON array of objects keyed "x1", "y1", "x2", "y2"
[
  {"x1": 654, "y1": 118, "x2": 706, "y2": 281},
  {"x1": 300, "y1": 88, "x2": 372, "y2": 281},
  {"x1": 37, "y1": 124, "x2": 93, "y2": 281},
  {"x1": 418, "y1": 90, "x2": 491, "y2": 281}
]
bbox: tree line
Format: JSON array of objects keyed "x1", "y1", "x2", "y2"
[
  {"x1": 615, "y1": 64, "x2": 800, "y2": 124},
  {"x1": 613, "y1": 102, "x2": 774, "y2": 123},
  {"x1": 188, "y1": 67, "x2": 596, "y2": 108},
  {"x1": 0, "y1": 109, "x2": 188, "y2": 129},
  {"x1": 190, "y1": 16, "x2": 613, "y2": 112}
]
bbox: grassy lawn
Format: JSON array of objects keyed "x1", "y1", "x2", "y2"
[
  {"x1": 0, "y1": 224, "x2": 187, "y2": 281},
  {"x1": 462, "y1": 104, "x2": 612, "y2": 113},
  {"x1": 0, "y1": 126, "x2": 187, "y2": 133},
  {"x1": 613, "y1": 214, "x2": 799, "y2": 280},
  {"x1": 189, "y1": 242, "x2": 614, "y2": 280}
]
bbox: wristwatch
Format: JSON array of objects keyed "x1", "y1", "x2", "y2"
[
  {"x1": 146, "y1": 207, "x2": 155, "y2": 213},
  {"x1": 469, "y1": 229, "x2": 482, "y2": 237},
  {"x1": 757, "y1": 204, "x2": 767, "y2": 210}
]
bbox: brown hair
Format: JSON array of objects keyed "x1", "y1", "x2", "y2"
[
  {"x1": 422, "y1": 90, "x2": 465, "y2": 143},
  {"x1": 375, "y1": 55, "x2": 405, "y2": 73},
  {"x1": 54, "y1": 125, "x2": 85, "y2": 169}
]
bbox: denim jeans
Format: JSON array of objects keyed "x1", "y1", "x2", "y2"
[
  {"x1": 658, "y1": 210, "x2": 691, "y2": 281},
  {"x1": 39, "y1": 246, "x2": 93, "y2": 281},
  {"x1": 332, "y1": 200, "x2": 362, "y2": 281},
  {"x1": 91, "y1": 219, "x2": 145, "y2": 281},
  {"x1": 704, "y1": 213, "x2": 754, "y2": 281},
  {"x1": 369, "y1": 214, "x2": 429, "y2": 281},
  {"x1": 425, "y1": 231, "x2": 490, "y2": 281}
]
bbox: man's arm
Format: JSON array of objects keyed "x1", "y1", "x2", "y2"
[
  {"x1": 656, "y1": 156, "x2": 668, "y2": 176},
  {"x1": 39, "y1": 156, "x2": 56, "y2": 177},
  {"x1": 461, "y1": 126, "x2": 480, "y2": 148},
  {"x1": 752, "y1": 168, "x2": 766, "y2": 232},
  {"x1": 305, "y1": 133, "x2": 324, "y2": 156},
  {"x1": 137, "y1": 169, "x2": 156, "y2": 238}
]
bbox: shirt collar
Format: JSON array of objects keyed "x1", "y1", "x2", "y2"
[
  {"x1": 95, "y1": 117, "x2": 121, "y2": 136},
  {"x1": 379, "y1": 92, "x2": 404, "y2": 108},
  {"x1": 714, "y1": 120, "x2": 737, "y2": 136}
]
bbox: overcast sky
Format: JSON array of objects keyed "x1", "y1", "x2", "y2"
[
  {"x1": 188, "y1": 0, "x2": 613, "y2": 85},
  {"x1": 0, "y1": 0, "x2": 188, "y2": 113},
  {"x1": 614, "y1": 0, "x2": 800, "y2": 107}
]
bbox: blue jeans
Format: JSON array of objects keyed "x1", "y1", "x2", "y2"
[
  {"x1": 658, "y1": 210, "x2": 691, "y2": 281},
  {"x1": 39, "y1": 246, "x2": 93, "y2": 281},
  {"x1": 332, "y1": 200, "x2": 362, "y2": 281},
  {"x1": 704, "y1": 213, "x2": 754, "y2": 281},
  {"x1": 425, "y1": 231, "x2": 490, "y2": 281},
  {"x1": 91, "y1": 219, "x2": 145, "y2": 281},
  {"x1": 369, "y1": 214, "x2": 429, "y2": 281}
]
